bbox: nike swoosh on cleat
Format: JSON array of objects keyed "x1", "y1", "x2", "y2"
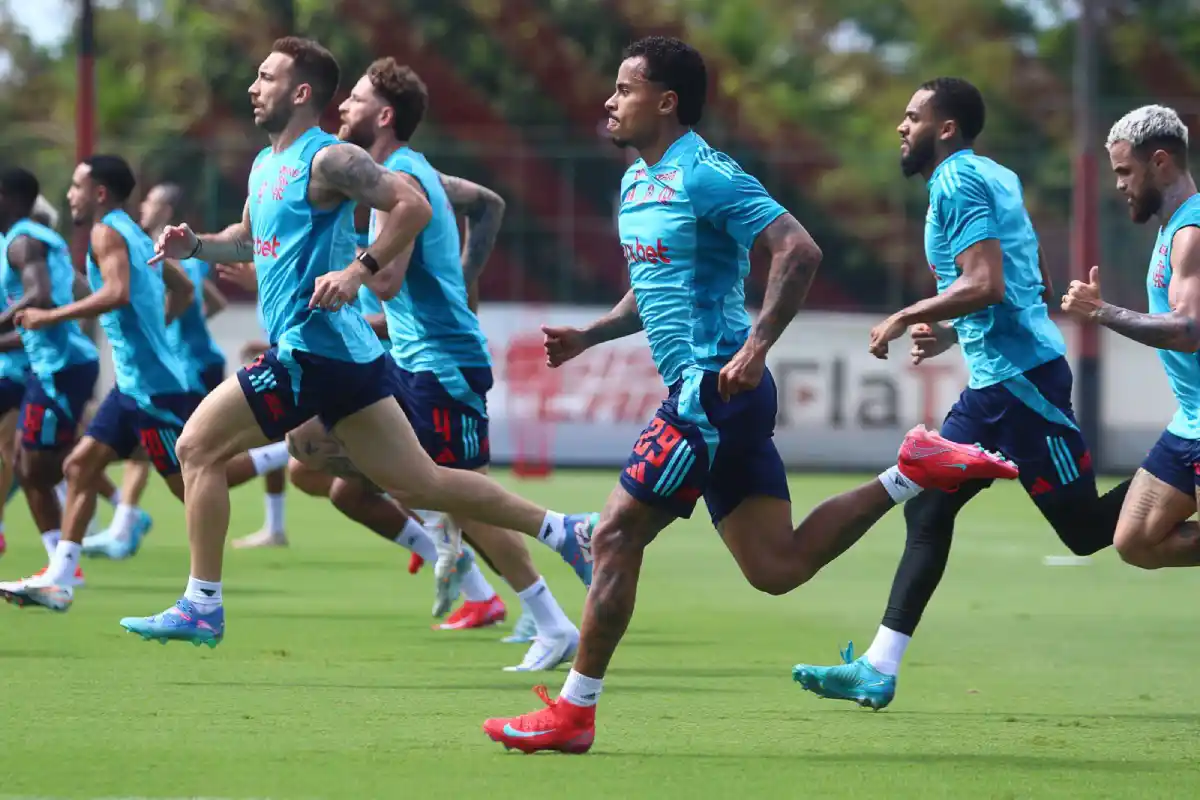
[
  {"x1": 948, "y1": 463, "x2": 968, "y2": 470},
  {"x1": 502, "y1": 723, "x2": 555, "y2": 738},
  {"x1": 908, "y1": 446, "x2": 951, "y2": 458}
]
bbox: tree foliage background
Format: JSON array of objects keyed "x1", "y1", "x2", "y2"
[{"x1": 1, "y1": 0, "x2": 1197, "y2": 309}]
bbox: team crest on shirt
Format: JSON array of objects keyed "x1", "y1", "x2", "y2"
[{"x1": 1152, "y1": 259, "x2": 1167, "y2": 289}]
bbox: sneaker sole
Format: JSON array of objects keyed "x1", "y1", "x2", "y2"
[
  {"x1": 120, "y1": 625, "x2": 222, "y2": 648},
  {"x1": 484, "y1": 726, "x2": 594, "y2": 754}
]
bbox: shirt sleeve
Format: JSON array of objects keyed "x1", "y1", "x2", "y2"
[
  {"x1": 687, "y1": 155, "x2": 787, "y2": 250},
  {"x1": 934, "y1": 166, "x2": 997, "y2": 258}
]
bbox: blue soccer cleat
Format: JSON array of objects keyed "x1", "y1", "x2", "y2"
[
  {"x1": 792, "y1": 642, "x2": 896, "y2": 710},
  {"x1": 559, "y1": 513, "x2": 597, "y2": 587},
  {"x1": 83, "y1": 509, "x2": 153, "y2": 560},
  {"x1": 119, "y1": 598, "x2": 224, "y2": 648},
  {"x1": 501, "y1": 608, "x2": 538, "y2": 644}
]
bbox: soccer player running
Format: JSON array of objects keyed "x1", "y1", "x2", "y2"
[
  {"x1": 482, "y1": 39, "x2": 1015, "y2": 754},
  {"x1": 82, "y1": 182, "x2": 220, "y2": 556},
  {"x1": 283, "y1": 58, "x2": 581, "y2": 669},
  {"x1": 0, "y1": 170, "x2": 101, "y2": 574},
  {"x1": 1062, "y1": 105, "x2": 1200, "y2": 569},
  {"x1": 792, "y1": 79, "x2": 1132, "y2": 710},
  {"x1": 0, "y1": 155, "x2": 206, "y2": 610},
  {"x1": 119, "y1": 37, "x2": 598, "y2": 647}
]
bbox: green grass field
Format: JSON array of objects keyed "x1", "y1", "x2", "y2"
[{"x1": 1, "y1": 470, "x2": 1197, "y2": 799}]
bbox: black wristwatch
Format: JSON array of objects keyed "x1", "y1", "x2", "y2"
[{"x1": 356, "y1": 251, "x2": 381, "y2": 274}]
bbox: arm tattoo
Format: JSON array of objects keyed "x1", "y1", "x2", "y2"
[
  {"x1": 751, "y1": 216, "x2": 822, "y2": 350},
  {"x1": 583, "y1": 289, "x2": 642, "y2": 347},
  {"x1": 317, "y1": 144, "x2": 388, "y2": 205},
  {"x1": 441, "y1": 173, "x2": 505, "y2": 285},
  {"x1": 1094, "y1": 305, "x2": 1200, "y2": 352}
]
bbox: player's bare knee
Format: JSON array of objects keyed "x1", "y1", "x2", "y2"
[
  {"x1": 62, "y1": 448, "x2": 95, "y2": 487},
  {"x1": 1113, "y1": 529, "x2": 1159, "y2": 569},
  {"x1": 174, "y1": 425, "x2": 219, "y2": 471},
  {"x1": 590, "y1": 514, "x2": 652, "y2": 567},
  {"x1": 742, "y1": 557, "x2": 801, "y2": 596}
]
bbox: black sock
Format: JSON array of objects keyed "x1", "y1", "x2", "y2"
[{"x1": 880, "y1": 480, "x2": 990, "y2": 636}]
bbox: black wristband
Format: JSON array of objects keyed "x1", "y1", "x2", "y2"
[
  {"x1": 186, "y1": 238, "x2": 203, "y2": 259},
  {"x1": 356, "y1": 251, "x2": 381, "y2": 274}
]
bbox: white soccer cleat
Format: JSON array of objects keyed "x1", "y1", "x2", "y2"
[
  {"x1": 0, "y1": 574, "x2": 74, "y2": 612},
  {"x1": 503, "y1": 630, "x2": 580, "y2": 672},
  {"x1": 427, "y1": 512, "x2": 464, "y2": 617}
]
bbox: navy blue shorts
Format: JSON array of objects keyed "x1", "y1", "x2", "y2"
[
  {"x1": 0, "y1": 376, "x2": 27, "y2": 415},
  {"x1": 1141, "y1": 429, "x2": 1200, "y2": 497},
  {"x1": 86, "y1": 387, "x2": 203, "y2": 476},
  {"x1": 199, "y1": 362, "x2": 226, "y2": 395},
  {"x1": 19, "y1": 360, "x2": 99, "y2": 450},
  {"x1": 940, "y1": 357, "x2": 1095, "y2": 502},
  {"x1": 394, "y1": 366, "x2": 492, "y2": 470},
  {"x1": 238, "y1": 347, "x2": 400, "y2": 441},
  {"x1": 619, "y1": 368, "x2": 790, "y2": 524}
]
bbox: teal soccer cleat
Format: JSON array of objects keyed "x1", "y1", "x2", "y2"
[{"x1": 792, "y1": 642, "x2": 896, "y2": 710}]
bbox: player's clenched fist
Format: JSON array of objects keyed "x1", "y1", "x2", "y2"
[
  {"x1": 149, "y1": 223, "x2": 199, "y2": 264},
  {"x1": 1061, "y1": 265, "x2": 1105, "y2": 320},
  {"x1": 910, "y1": 322, "x2": 957, "y2": 365},
  {"x1": 541, "y1": 325, "x2": 588, "y2": 368},
  {"x1": 717, "y1": 342, "x2": 766, "y2": 402},
  {"x1": 310, "y1": 263, "x2": 368, "y2": 311}
]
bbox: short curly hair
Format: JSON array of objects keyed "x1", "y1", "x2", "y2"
[{"x1": 366, "y1": 58, "x2": 428, "y2": 140}]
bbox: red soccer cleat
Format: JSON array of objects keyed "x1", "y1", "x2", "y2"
[
  {"x1": 434, "y1": 595, "x2": 506, "y2": 630},
  {"x1": 483, "y1": 685, "x2": 596, "y2": 754},
  {"x1": 897, "y1": 425, "x2": 1018, "y2": 492},
  {"x1": 408, "y1": 553, "x2": 424, "y2": 575}
]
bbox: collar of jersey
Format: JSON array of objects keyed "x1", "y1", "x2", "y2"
[
  {"x1": 636, "y1": 130, "x2": 698, "y2": 171},
  {"x1": 927, "y1": 148, "x2": 975, "y2": 189}
]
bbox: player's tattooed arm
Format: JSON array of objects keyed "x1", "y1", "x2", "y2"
[
  {"x1": 0, "y1": 235, "x2": 53, "y2": 330},
  {"x1": 313, "y1": 143, "x2": 431, "y2": 278},
  {"x1": 439, "y1": 172, "x2": 506, "y2": 286},
  {"x1": 1086, "y1": 228, "x2": 1200, "y2": 352},
  {"x1": 895, "y1": 238, "x2": 1006, "y2": 326},
  {"x1": 748, "y1": 213, "x2": 823, "y2": 350},
  {"x1": 583, "y1": 289, "x2": 643, "y2": 346}
]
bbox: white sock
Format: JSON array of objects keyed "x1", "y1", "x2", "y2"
[
  {"x1": 538, "y1": 511, "x2": 566, "y2": 551},
  {"x1": 249, "y1": 442, "x2": 290, "y2": 476},
  {"x1": 864, "y1": 625, "x2": 910, "y2": 676},
  {"x1": 460, "y1": 560, "x2": 495, "y2": 603},
  {"x1": 265, "y1": 493, "x2": 285, "y2": 535},
  {"x1": 45, "y1": 539, "x2": 81, "y2": 584},
  {"x1": 41, "y1": 529, "x2": 61, "y2": 558},
  {"x1": 560, "y1": 668, "x2": 603, "y2": 707},
  {"x1": 394, "y1": 518, "x2": 439, "y2": 561},
  {"x1": 106, "y1": 489, "x2": 121, "y2": 507},
  {"x1": 518, "y1": 576, "x2": 573, "y2": 638},
  {"x1": 184, "y1": 576, "x2": 222, "y2": 613},
  {"x1": 110, "y1": 504, "x2": 136, "y2": 541},
  {"x1": 878, "y1": 465, "x2": 923, "y2": 504},
  {"x1": 54, "y1": 481, "x2": 68, "y2": 509}
]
